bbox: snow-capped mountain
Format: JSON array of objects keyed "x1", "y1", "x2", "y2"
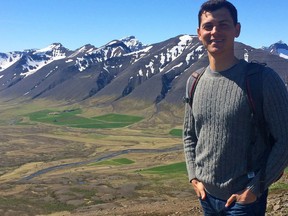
[
  {"x1": 20, "y1": 43, "x2": 72, "y2": 77},
  {"x1": 0, "y1": 51, "x2": 23, "y2": 72},
  {"x1": 262, "y1": 41, "x2": 288, "y2": 60},
  {"x1": 0, "y1": 36, "x2": 287, "y2": 112},
  {"x1": 120, "y1": 36, "x2": 146, "y2": 52}
]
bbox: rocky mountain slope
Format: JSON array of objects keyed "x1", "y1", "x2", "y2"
[{"x1": 0, "y1": 36, "x2": 287, "y2": 112}]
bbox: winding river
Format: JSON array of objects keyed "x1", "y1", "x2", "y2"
[{"x1": 19, "y1": 145, "x2": 182, "y2": 182}]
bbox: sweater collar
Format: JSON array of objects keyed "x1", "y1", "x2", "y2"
[{"x1": 206, "y1": 59, "x2": 247, "y2": 78}]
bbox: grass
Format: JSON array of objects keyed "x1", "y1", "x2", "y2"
[
  {"x1": 0, "y1": 197, "x2": 31, "y2": 207},
  {"x1": 270, "y1": 182, "x2": 288, "y2": 190},
  {"x1": 24, "y1": 109, "x2": 144, "y2": 129},
  {"x1": 270, "y1": 167, "x2": 288, "y2": 190},
  {"x1": 39, "y1": 201, "x2": 76, "y2": 214},
  {"x1": 113, "y1": 158, "x2": 135, "y2": 164},
  {"x1": 0, "y1": 196, "x2": 76, "y2": 214},
  {"x1": 70, "y1": 187, "x2": 97, "y2": 199},
  {"x1": 140, "y1": 162, "x2": 187, "y2": 175},
  {"x1": 169, "y1": 129, "x2": 182, "y2": 137},
  {"x1": 88, "y1": 158, "x2": 135, "y2": 166},
  {"x1": 92, "y1": 114, "x2": 143, "y2": 123}
]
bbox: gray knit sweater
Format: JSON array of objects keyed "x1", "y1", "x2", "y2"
[{"x1": 183, "y1": 59, "x2": 288, "y2": 200}]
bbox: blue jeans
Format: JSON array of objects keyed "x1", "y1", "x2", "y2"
[{"x1": 199, "y1": 190, "x2": 268, "y2": 216}]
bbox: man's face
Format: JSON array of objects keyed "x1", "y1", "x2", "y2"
[{"x1": 197, "y1": 8, "x2": 240, "y2": 56}]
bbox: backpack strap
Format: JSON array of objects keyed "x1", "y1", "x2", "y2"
[
  {"x1": 245, "y1": 62, "x2": 266, "y2": 128},
  {"x1": 245, "y1": 62, "x2": 272, "y2": 193},
  {"x1": 183, "y1": 67, "x2": 206, "y2": 107}
]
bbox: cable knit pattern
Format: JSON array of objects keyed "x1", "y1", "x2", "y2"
[{"x1": 183, "y1": 59, "x2": 288, "y2": 200}]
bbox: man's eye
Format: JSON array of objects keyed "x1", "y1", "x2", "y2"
[
  {"x1": 219, "y1": 23, "x2": 229, "y2": 29},
  {"x1": 203, "y1": 24, "x2": 213, "y2": 31}
]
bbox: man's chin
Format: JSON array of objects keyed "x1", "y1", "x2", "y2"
[{"x1": 207, "y1": 47, "x2": 224, "y2": 54}]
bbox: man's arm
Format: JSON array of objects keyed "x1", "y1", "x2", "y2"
[
  {"x1": 183, "y1": 76, "x2": 198, "y2": 182},
  {"x1": 246, "y1": 68, "x2": 288, "y2": 197}
]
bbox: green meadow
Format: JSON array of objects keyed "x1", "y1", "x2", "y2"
[
  {"x1": 88, "y1": 158, "x2": 135, "y2": 166},
  {"x1": 169, "y1": 129, "x2": 183, "y2": 137},
  {"x1": 141, "y1": 162, "x2": 187, "y2": 175},
  {"x1": 24, "y1": 109, "x2": 144, "y2": 129}
]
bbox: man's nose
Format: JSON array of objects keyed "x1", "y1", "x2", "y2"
[{"x1": 211, "y1": 25, "x2": 220, "y2": 34}]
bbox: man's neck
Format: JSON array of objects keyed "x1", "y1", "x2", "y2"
[{"x1": 208, "y1": 54, "x2": 239, "y2": 72}]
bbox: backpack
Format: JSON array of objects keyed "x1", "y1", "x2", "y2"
[{"x1": 184, "y1": 62, "x2": 283, "y2": 192}]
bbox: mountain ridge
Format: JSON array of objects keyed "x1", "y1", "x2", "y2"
[{"x1": 0, "y1": 36, "x2": 287, "y2": 116}]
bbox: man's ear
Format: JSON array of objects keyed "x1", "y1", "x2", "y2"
[
  {"x1": 235, "y1": 22, "x2": 241, "y2": 38},
  {"x1": 197, "y1": 28, "x2": 202, "y2": 41}
]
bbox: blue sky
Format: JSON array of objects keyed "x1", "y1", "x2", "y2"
[{"x1": 1, "y1": 0, "x2": 287, "y2": 52}]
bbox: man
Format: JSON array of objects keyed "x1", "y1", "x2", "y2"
[{"x1": 183, "y1": 0, "x2": 288, "y2": 215}]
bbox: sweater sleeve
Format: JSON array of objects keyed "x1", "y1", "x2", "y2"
[
  {"x1": 183, "y1": 75, "x2": 198, "y2": 182},
  {"x1": 247, "y1": 67, "x2": 288, "y2": 197}
]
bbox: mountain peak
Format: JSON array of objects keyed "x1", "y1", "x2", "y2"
[
  {"x1": 262, "y1": 41, "x2": 288, "y2": 60},
  {"x1": 268, "y1": 41, "x2": 288, "y2": 49},
  {"x1": 120, "y1": 36, "x2": 146, "y2": 52},
  {"x1": 275, "y1": 40, "x2": 287, "y2": 45},
  {"x1": 33, "y1": 43, "x2": 69, "y2": 55}
]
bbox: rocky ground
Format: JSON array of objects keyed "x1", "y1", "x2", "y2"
[
  {"x1": 69, "y1": 169, "x2": 288, "y2": 216},
  {"x1": 47, "y1": 190, "x2": 287, "y2": 216},
  {"x1": 266, "y1": 191, "x2": 288, "y2": 216}
]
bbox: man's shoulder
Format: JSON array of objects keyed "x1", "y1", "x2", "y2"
[
  {"x1": 244, "y1": 61, "x2": 277, "y2": 79},
  {"x1": 249, "y1": 62, "x2": 282, "y2": 80},
  {"x1": 246, "y1": 61, "x2": 287, "y2": 92},
  {"x1": 186, "y1": 67, "x2": 207, "y2": 84},
  {"x1": 192, "y1": 67, "x2": 206, "y2": 78}
]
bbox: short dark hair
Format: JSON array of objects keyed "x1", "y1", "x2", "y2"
[{"x1": 198, "y1": 0, "x2": 238, "y2": 27}]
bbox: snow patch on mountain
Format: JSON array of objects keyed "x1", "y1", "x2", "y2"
[
  {"x1": 20, "y1": 43, "x2": 68, "y2": 77},
  {"x1": 166, "y1": 62, "x2": 183, "y2": 74},
  {"x1": 65, "y1": 59, "x2": 73, "y2": 63},
  {"x1": 120, "y1": 36, "x2": 146, "y2": 52},
  {"x1": 68, "y1": 45, "x2": 92, "y2": 59},
  {"x1": 278, "y1": 49, "x2": 288, "y2": 59},
  {"x1": 126, "y1": 45, "x2": 153, "y2": 65},
  {"x1": 133, "y1": 35, "x2": 201, "y2": 79},
  {"x1": 159, "y1": 35, "x2": 195, "y2": 72},
  {"x1": 33, "y1": 43, "x2": 67, "y2": 59},
  {"x1": 21, "y1": 57, "x2": 50, "y2": 77},
  {"x1": 74, "y1": 37, "x2": 148, "y2": 72},
  {"x1": 179, "y1": 35, "x2": 194, "y2": 45},
  {"x1": 262, "y1": 41, "x2": 288, "y2": 60},
  {"x1": 76, "y1": 58, "x2": 90, "y2": 72},
  {"x1": 46, "y1": 66, "x2": 58, "y2": 78},
  {"x1": 0, "y1": 52, "x2": 23, "y2": 71}
]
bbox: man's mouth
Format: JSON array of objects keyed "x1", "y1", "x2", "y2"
[{"x1": 210, "y1": 39, "x2": 224, "y2": 43}]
